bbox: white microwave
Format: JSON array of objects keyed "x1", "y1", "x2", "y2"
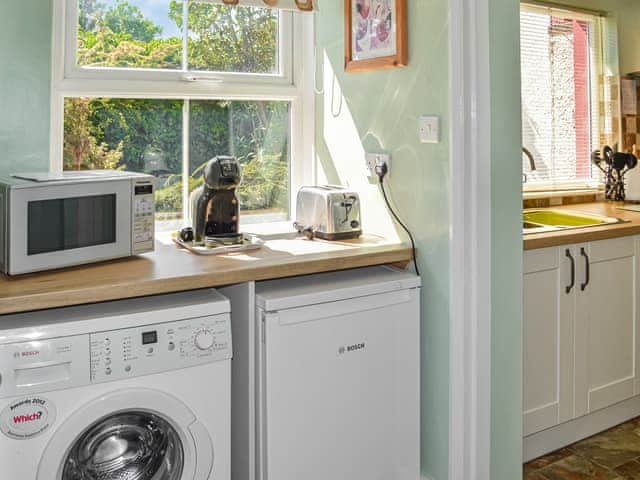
[{"x1": 0, "y1": 170, "x2": 155, "y2": 275}]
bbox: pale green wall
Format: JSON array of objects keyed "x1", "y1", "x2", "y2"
[
  {"x1": 314, "y1": 1, "x2": 450, "y2": 478},
  {"x1": 490, "y1": 0, "x2": 524, "y2": 478},
  {"x1": 0, "y1": 0, "x2": 52, "y2": 175},
  {"x1": 616, "y1": 0, "x2": 640, "y2": 74}
]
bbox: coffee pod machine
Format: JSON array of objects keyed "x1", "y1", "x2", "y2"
[{"x1": 189, "y1": 156, "x2": 243, "y2": 245}]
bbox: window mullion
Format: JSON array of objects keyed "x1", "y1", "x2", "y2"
[
  {"x1": 182, "y1": 0, "x2": 189, "y2": 72},
  {"x1": 182, "y1": 100, "x2": 191, "y2": 225}
]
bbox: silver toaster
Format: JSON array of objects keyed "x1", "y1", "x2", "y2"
[{"x1": 294, "y1": 186, "x2": 362, "y2": 240}]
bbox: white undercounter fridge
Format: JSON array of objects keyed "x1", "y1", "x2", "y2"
[{"x1": 254, "y1": 265, "x2": 421, "y2": 480}]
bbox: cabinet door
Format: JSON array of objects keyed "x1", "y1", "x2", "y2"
[
  {"x1": 575, "y1": 237, "x2": 638, "y2": 417},
  {"x1": 259, "y1": 289, "x2": 420, "y2": 480},
  {"x1": 523, "y1": 246, "x2": 575, "y2": 436}
]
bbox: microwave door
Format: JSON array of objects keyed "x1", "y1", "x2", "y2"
[
  {"x1": 8, "y1": 181, "x2": 132, "y2": 275},
  {"x1": 27, "y1": 195, "x2": 117, "y2": 256}
]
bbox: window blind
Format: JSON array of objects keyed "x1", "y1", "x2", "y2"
[{"x1": 521, "y1": 4, "x2": 608, "y2": 190}]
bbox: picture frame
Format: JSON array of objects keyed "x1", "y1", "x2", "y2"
[{"x1": 344, "y1": 0, "x2": 407, "y2": 73}]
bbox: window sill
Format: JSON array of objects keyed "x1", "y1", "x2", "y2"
[
  {"x1": 522, "y1": 188, "x2": 604, "y2": 201},
  {"x1": 156, "y1": 220, "x2": 297, "y2": 238},
  {"x1": 242, "y1": 221, "x2": 297, "y2": 236}
]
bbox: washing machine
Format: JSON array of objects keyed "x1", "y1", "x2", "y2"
[{"x1": 0, "y1": 289, "x2": 232, "y2": 480}]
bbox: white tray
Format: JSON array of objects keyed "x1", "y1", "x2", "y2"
[{"x1": 173, "y1": 234, "x2": 264, "y2": 255}]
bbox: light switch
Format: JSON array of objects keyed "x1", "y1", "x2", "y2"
[{"x1": 419, "y1": 116, "x2": 440, "y2": 144}]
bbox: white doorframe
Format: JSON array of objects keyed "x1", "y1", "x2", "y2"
[{"x1": 448, "y1": 0, "x2": 493, "y2": 477}]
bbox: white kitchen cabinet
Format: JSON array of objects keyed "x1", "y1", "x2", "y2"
[
  {"x1": 574, "y1": 236, "x2": 639, "y2": 416},
  {"x1": 524, "y1": 236, "x2": 640, "y2": 437},
  {"x1": 523, "y1": 246, "x2": 575, "y2": 436}
]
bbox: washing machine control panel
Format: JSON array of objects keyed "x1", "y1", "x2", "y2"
[{"x1": 90, "y1": 314, "x2": 231, "y2": 383}]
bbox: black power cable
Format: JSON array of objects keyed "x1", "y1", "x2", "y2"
[{"x1": 374, "y1": 161, "x2": 420, "y2": 277}]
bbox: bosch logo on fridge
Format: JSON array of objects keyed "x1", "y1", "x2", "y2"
[{"x1": 338, "y1": 343, "x2": 366, "y2": 355}]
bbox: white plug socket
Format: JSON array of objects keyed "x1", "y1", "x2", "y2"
[{"x1": 365, "y1": 153, "x2": 391, "y2": 177}]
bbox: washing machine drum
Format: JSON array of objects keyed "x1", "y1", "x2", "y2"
[{"x1": 61, "y1": 411, "x2": 183, "y2": 480}]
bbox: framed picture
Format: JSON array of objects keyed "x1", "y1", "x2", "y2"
[{"x1": 345, "y1": 0, "x2": 407, "y2": 73}]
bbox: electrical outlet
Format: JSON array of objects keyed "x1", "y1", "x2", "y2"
[
  {"x1": 365, "y1": 153, "x2": 391, "y2": 177},
  {"x1": 420, "y1": 115, "x2": 440, "y2": 143}
]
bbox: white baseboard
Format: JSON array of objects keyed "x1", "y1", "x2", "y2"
[{"x1": 523, "y1": 396, "x2": 640, "y2": 462}]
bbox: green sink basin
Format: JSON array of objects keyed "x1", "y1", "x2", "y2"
[{"x1": 523, "y1": 209, "x2": 626, "y2": 234}]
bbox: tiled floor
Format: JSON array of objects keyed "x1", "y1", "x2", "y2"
[{"x1": 524, "y1": 417, "x2": 640, "y2": 479}]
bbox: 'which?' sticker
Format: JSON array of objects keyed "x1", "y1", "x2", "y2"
[{"x1": 0, "y1": 397, "x2": 56, "y2": 439}]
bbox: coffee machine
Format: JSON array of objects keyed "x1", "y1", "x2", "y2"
[{"x1": 189, "y1": 156, "x2": 242, "y2": 244}]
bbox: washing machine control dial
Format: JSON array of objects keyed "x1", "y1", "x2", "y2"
[{"x1": 194, "y1": 329, "x2": 215, "y2": 350}]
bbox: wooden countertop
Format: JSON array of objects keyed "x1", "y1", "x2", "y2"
[
  {"x1": 524, "y1": 202, "x2": 640, "y2": 250},
  {"x1": 0, "y1": 233, "x2": 412, "y2": 315}
]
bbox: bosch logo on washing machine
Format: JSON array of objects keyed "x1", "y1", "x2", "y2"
[
  {"x1": 20, "y1": 350, "x2": 40, "y2": 357},
  {"x1": 12, "y1": 349, "x2": 40, "y2": 359},
  {"x1": 12, "y1": 343, "x2": 44, "y2": 359},
  {"x1": 0, "y1": 397, "x2": 56, "y2": 440}
]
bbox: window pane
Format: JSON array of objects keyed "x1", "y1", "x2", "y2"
[
  {"x1": 76, "y1": 1, "x2": 280, "y2": 75},
  {"x1": 77, "y1": 0, "x2": 183, "y2": 69},
  {"x1": 187, "y1": 3, "x2": 279, "y2": 74},
  {"x1": 521, "y1": 9, "x2": 596, "y2": 185},
  {"x1": 189, "y1": 100, "x2": 290, "y2": 222},
  {"x1": 63, "y1": 98, "x2": 183, "y2": 227}
]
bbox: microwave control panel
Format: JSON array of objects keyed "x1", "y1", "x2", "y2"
[
  {"x1": 90, "y1": 314, "x2": 232, "y2": 383},
  {"x1": 132, "y1": 181, "x2": 155, "y2": 253}
]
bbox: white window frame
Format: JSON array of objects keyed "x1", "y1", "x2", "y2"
[{"x1": 49, "y1": 0, "x2": 315, "y2": 224}]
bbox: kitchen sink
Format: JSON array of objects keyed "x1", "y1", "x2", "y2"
[
  {"x1": 523, "y1": 209, "x2": 626, "y2": 234},
  {"x1": 523, "y1": 221, "x2": 544, "y2": 230}
]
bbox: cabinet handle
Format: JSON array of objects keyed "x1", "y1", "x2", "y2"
[
  {"x1": 566, "y1": 249, "x2": 575, "y2": 294},
  {"x1": 580, "y1": 247, "x2": 590, "y2": 291}
]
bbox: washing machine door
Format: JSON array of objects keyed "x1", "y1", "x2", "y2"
[{"x1": 37, "y1": 389, "x2": 213, "y2": 480}]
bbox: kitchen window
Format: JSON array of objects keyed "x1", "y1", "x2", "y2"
[
  {"x1": 51, "y1": 0, "x2": 313, "y2": 230},
  {"x1": 520, "y1": 3, "x2": 614, "y2": 192}
]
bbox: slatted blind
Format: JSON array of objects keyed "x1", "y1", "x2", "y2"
[{"x1": 521, "y1": 4, "x2": 607, "y2": 189}]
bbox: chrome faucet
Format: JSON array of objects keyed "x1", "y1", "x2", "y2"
[{"x1": 522, "y1": 147, "x2": 537, "y2": 183}]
